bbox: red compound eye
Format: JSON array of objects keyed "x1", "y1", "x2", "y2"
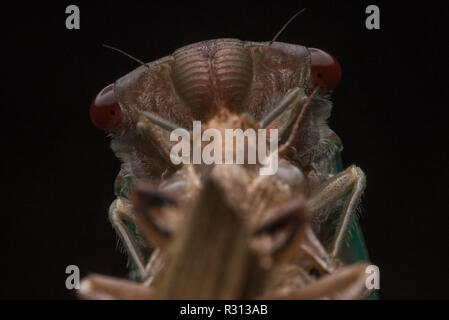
[
  {"x1": 309, "y1": 48, "x2": 342, "y2": 91},
  {"x1": 90, "y1": 83, "x2": 121, "y2": 131}
]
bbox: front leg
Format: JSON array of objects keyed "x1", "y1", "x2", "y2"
[
  {"x1": 109, "y1": 198, "x2": 146, "y2": 278},
  {"x1": 79, "y1": 274, "x2": 153, "y2": 300},
  {"x1": 110, "y1": 186, "x2": 175, "y2": 282},
  {"x1": 263, "y1": 263, "x2": 372, "y2": 300},
  {"x1": 307, "y1": 165, "x2": 366, "y2": 260}
]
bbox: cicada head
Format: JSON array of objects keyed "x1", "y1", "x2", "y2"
[{"x1": 90, "y1": 39, "x2": 342, "y2": 184}]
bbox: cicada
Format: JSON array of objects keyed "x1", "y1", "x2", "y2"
[{"x1": 81, "y1": 37, "x2": 374, "y2": 300}]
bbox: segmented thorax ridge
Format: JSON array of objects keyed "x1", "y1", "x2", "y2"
[{"x1": 171, "y1": 39, "x2": 253, "y2": 118}]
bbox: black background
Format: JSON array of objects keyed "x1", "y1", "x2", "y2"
[{"x1": 1, "y1": 1, "x2": 448, "y2": 299}]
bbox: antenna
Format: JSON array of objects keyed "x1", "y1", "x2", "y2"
[
  {"x1": 269, "y1": 8, "x2": 307, "y2": 45},
  {"x1": 103, "y1": 44, "x2": 150, "y2": 69}
]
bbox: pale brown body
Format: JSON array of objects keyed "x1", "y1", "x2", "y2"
[{"x1": 80, "y1": 39, "x2": 371, "y2": 299}]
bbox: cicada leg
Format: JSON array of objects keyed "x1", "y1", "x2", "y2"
[
  {"x1": 131, "y1": 182, "x2": 175, "y2": 250},
  {"x1": 259, "y1": 87, "x2": 305, "y2": 128},
  {"x1": 263, "y1": 263, "x2": 372, "y2": 300},
  {"x1": 277, "y1": 87, "x2": 320, "y2": 156},
  {"x1": 110, "y1": 185, "x2": 176, "y2": 280},
  {"x1": 109, "y1": 199, "x2": 146, "y2": 278},
  {"x1": 307, "y1": 165, "x2": 366, "y2": 260},
  {"x1": 252, "y1": 197, "x2": 334, "y2": 275},
  {"x1": 136, "y1": 110, "x2": 187, "y2": 169},
  {"x1": 79, "y1": 273, "x2": 153, "y2": 300}
]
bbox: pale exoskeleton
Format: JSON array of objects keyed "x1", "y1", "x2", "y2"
[{"x1": 81, "y1": 37, "x2": 373, "y2": 299}]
